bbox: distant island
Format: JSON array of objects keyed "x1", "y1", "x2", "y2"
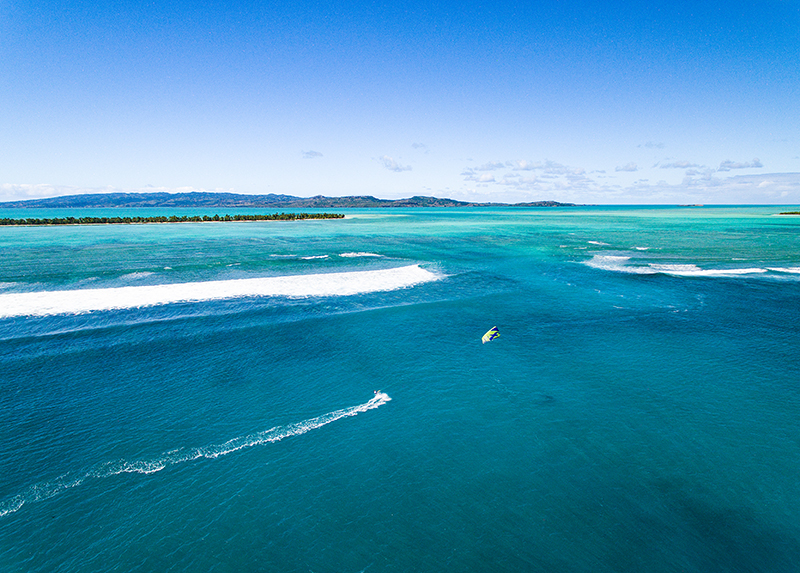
[
  {"x1": 779, "y1": 211, "x2": 800, "y2": 215},
  {"x1": 0, "y1": 213, "x2": 344, "y2": 226},
  {"x1": 0, "y1": 192, "x2": 576, "y2": 209}
]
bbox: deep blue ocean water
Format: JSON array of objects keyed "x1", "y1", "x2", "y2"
[{"x1": 1, "y1": 205, "x2": 800, "y2": 572}]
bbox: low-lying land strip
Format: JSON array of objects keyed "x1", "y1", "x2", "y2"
[{"x1": 0, "y1": 213, "x2": 344, "y2": 226}]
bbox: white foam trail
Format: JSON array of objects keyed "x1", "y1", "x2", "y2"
[
  {"x1": 0, "y1": 393, "x2": 391, "y2": 518},
  {"x1": 767, "y1": 267, "x2": 800, "y2": 274},
  {"x1": 0, "y1": 265, "x2": 439, "y2": 318},
  {"x1": 339, "y1": 252, "x2": 383, "y2": 258},
  {"x1": 300, "y1": 255, "x2": 329, "y2": 260},
  {"x1": 588, "y1": 241, "x2": 610, "y2": 246}
]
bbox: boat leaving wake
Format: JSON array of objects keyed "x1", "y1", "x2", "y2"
[
  {"x1": 0, "y1": 393, "x2": 391, "y2": 518},
  {"x1": 0, "y1": 265, "x2": 440, "y2": 318}
]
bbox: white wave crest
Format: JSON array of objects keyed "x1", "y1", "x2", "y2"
[
  {"x1": 584, "y1": 255, "x2": 656, "y2": 274},
  {"x1": 584, "y1": 256, "x2": 771, "y2": 277},
  {"x1": 767, "y1": 267, "x2": 800, "y2": 274},
  {"x1": 339, "y1": 252, "x2": 383, "y2": 258},
  {"x1": 649, "y1": 264, "x2": 767, "y2": 277},
  {"x1": 0, "y1": 393, "x2": 391, "y2": 518},
  {"x1": 0, "y1": 265, "x2": 440, "y2": 318},
  {"x1": 120, "y1": 272, "x2": 154, "y2": 280}
]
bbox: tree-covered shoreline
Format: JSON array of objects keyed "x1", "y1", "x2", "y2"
[{"x1": 0, "y1": 213, "x2": 345, "y2": 226}]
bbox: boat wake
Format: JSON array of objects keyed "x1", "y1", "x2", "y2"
[
  {"x1": 0, "y1": 265, "x2": 440, "y2": 318},
  {"x1": 0, "y1": 393, "x2": 391, "y2": 518}
]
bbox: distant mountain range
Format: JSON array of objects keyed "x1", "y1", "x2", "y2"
[{"x1": 0, "y1": 192, "x2": 576, "y2": 209}]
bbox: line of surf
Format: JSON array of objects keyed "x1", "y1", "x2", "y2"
[
  {"x1": 0, "y1": 392, "x2": 391, "y2": 518},
  {"x1": 0, "y1": 265, "x2": 440, "y2": 318},
  {"x1": 584, "y1": 255, "x2": 790, "y2": 277}
]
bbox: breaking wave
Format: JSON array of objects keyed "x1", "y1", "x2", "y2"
[
  {"x1": 585, "y1": 255, "x2": 791, "y2": 278},
  {"x1": 0, "y1": 393, "x2": 391, "y2": 518},
  {"x1": 120, "y1": 272, "x2": 154, "y2": 280},
  {"x1": 0, "y1": 265, "x2": 440, "y2": 318},
  {"x1": 584, "y1": 255, "x2": 656, "y2": 274}
]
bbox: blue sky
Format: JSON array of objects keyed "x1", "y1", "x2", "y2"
[{"x1": 2, "y1": 0, "x2": 799, "y2": 204}]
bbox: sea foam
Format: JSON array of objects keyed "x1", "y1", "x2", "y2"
[
  {"x1": 339, "y1": 252, "x2": 383, "y2": 258},
  {"x1": 0, "y1": 265, "x2": 440, "y2": 318},
  {"x1": 120, "y1": 272, "x2": 154, "y2": 280},
  {"x1": 584, "y1": 255, "x2": 656, "y2": 274},
  {"x1": 585, "y1": 255, "x2": 773, "y2": 277},
  {"x1": 649, "y1": 264, "x2": 767, "y2": 277}
]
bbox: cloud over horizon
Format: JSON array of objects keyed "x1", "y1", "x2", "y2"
[
  {"x1": 718, "y1": 158, "x2": 763, "y2": 171},
  {"x1": 378, "y1": 156, "x2": 412, "y2": 172},
  {"x1": 4, "y1": 168, "x2": 800, "y2": 206},
  {"x1": 660, "y1": 160, "x2": 702, "y2": 169},
  {"x1": 0, "y1": 183, "x2": 236, "y2": 203}
]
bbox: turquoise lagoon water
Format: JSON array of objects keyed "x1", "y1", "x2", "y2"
[{"x1": 1, "y1": 205, "x2": 799, "y2": 572}]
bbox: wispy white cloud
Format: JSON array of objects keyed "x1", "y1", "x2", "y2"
[
  {"x1": 507, "y1": 160, "x2": 538, "y2": 171},
  {"x1": 0, "y1": 184, "x2": 235, "y2": 203},
  {"x1": 462, "y1": 158, "x2": 594, "y2": 193},
  {"x1": 461, "y1": 158, "x2": 598, "y2": 198},
  {"x1": 583, "y1": 173, "x2": 799, "y2": 205},
  {"x1": 0, "y1": 183, "x2": 76, "y2": 201},
  {"x1": 378, "y1": 155, "x2": 412, "y2": 172},
  {"x1": 457, "y1": 153, "x2": 800, "y2": 204},
  {"x1": 657, "y1": 172, "x2": 799, "y2": 203},
  {"x1": 718, "y1": 158, "x2": 763, "y2": 171},
  {"x1": 684, "y1": 168, "x2": 716, "y2": 179},
  {"x1": 412, "y1": 142, "x2": 429, "y2": 153},
  {"x1": 545, "y1": 161, "x2": 585, "y2": 176},
  {"x1": 660, "y1": 160, "x2": 701, "y2": 169},
  {"x1": 302, "y1": 150, "x2": 323, "y2": 159},
  {"x1": 475, "y1": 161, "x2": 506, "y2": 171},
  {"x1": 505, "y1": 159, "x2": 586, "y2": 176},
  {"x1": 462, "y1": 171, "x2": 496, "y2": 183}
]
